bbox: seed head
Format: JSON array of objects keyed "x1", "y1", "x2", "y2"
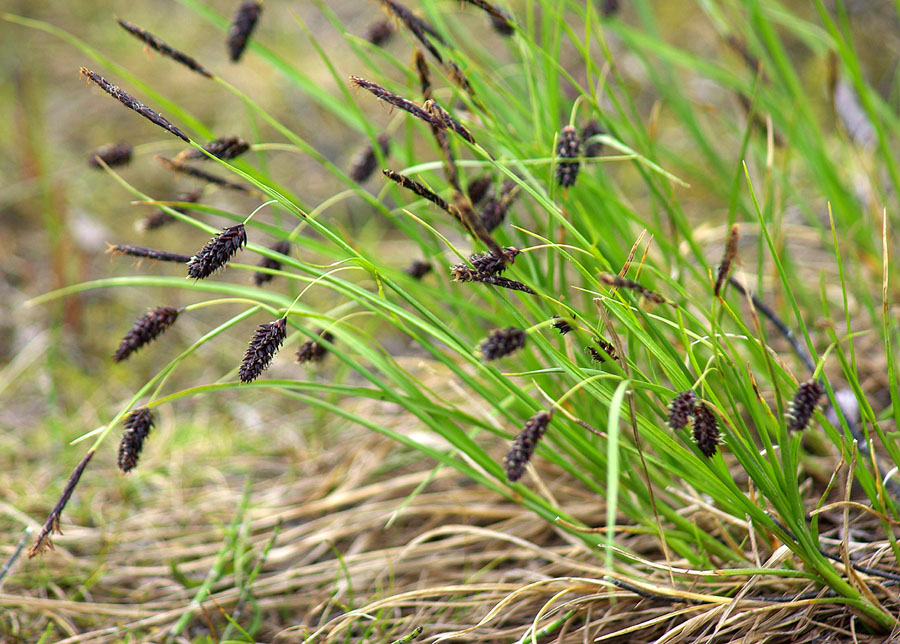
[
  {"x1": 692, "y1": 401, "x2": 720, "y2": 457},
  {"x1": 555, "y1": 125, "x2": 581, "y2": 188},
  {"x1": 297, "y1": 331, "x2": 334, "y2": 364},
  {"x1": 467, "y1": 176, "x2": 492, "y2": 205},
  {"x1": 479, "y1": 180, "x2": 517, "y2": 232},
  {"x1": 581, "y1": 120, "x2": 604, "y2": 157},
  {"x1": 228, "y1": 1, "x2": 262, "y2": 62},
  {"x1": 239, "y1": 318, "x2": 287, "y2": 383},
  {"x1": 141, "y1": 190, "x2": 201, "y2": 230},
  {"x1": 788, "y1": 379, "x2": 825, "y2": 431},
  {"x1": 253, "y1": 240, "x2": 290, "y2": 286},
  {"x1": 404, "y1": 259, "x2": 432, "y2": 279},
  {"x1": 107, "y1": 244, "x2": 192, "y2": 264},
  {"x1": 667, "y1": 390, "x2": 697, "y2": 431},
  {"x1": 88, "y1": 143, "x2": 132, "y2": 168},
  {"x1": 450, "y1": 266, "x2": 535, "y2": 294},
  {"x1": 187, "y1": 223, "x2": 247, "y2": 279},
  {"x1": 350, "y1": 134, "x2": 391, "y2": 182},
  {"x1": 504, "y1": 410, "x2": 552, "y2": 482},
  {"x1": 118, "y1": 408, "x2": 155, "y2": 473},
  {"x1": 366, "y1": 19, "x2": 394, "y2": 46},
  {"x1": 464, "y1": 247, "x2": 519, "y2": 276},
  {"x1": 179, "y1": 136, "x2": 250, "y2": 162},
  {"x1": 116, "y1": 17, "x2": 213, "y2": 78},
  {"x1": 157, "y1": 156, "x2": 252, "y2": 193},
  {"x1": 714, "y1": 224, "x2": 740, "y2": 297},
  {"x1": 480, "y1": 327, "x2": 527, "y2": 361},
  {"x1": 28, "y1": 450, "x2": 94, "y2": 558},
  {"x1": 114, "y1": 306, "x2": 180, "y2": 362},
  {"x1": 587, "y1": 337, "x2": 618, "y2": 363},
  {"x1": 551, "y1": 315, "x2": 573, "y2": 335}
]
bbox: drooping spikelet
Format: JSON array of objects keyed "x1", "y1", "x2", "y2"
[
  {"x1": 551, "y1": 315, "x2": 573, "y2": 335},
  {"x1": 787, "y1": 379, "x2": 825, "y2": 432},
  {"x1": 383, "y1": 169, "x2": 451, "y2": 212},
  {"x1": 460, "y1": 247, "x2": 519, "y2": 276},
  {"x1": 118, "y1": 407, "x2": 155, "y2": 473},
  {"x1": 692, "y1": 401, "x2": 720, "y2": 457},
  {"x1": 365, "y1": 19, "x2": 394, "y2": 46},
  {"x1": 187, "y1": 223, "x2": 247, "y2": 279},
  {"x1": 253, "y1": 240, "x2": 290, "y2": 286},
  {"x1": 378, "y1": 0, "x2": 445, "y2": 63},
  {"x1": 467, "y1": 175, "x2": 492, "y2": 205},
  {"x1": 107, "y1": 244, "x2": 192, "y2": 264},
  {"x1": 459, "y1": 0, "x2": 514, "y2": 34},
  {"x1": 490, "y1": 12, "x2": 515, "y2": 35},
  {"x1": 450, "y1": 266, "x2": 536, "y2": 294},
  {"x1": 413, "y1": 49, "x2": 432, "y2": 100},
  {"x1": 504, "y1": 410, "x2": 552, "y2": 482},
  {"x1": 555, "y1": 125, "x2": 581, "y2": 188},
  {"x1": 297, "y1": 331, "x2": 334, "y2": 364},
  {"x1": 480, "y1": 327, "x2": 527, "y2": 361},
  {"x1": 179, "y1": 136, "x2": 250, "y2": 162},
  {"x1": 239, "y1": 317, "x2": 287, "y2": 383},
  {"x1": 140, "y1": 190, "x2": 202, "y2": 230},
  {"x1": 404, "y1": 259, "x2": 432, "y2": 279},
  {"x1": 228, "y1": 1, "x2": 262, "y2": 62},
  {"x1": 349, "y1": 134, "x2": 391, "y2": 182},
  {"x1": 581, "y1": 120, "x2": 604, "y2": 157},
  {"x1": 480, "y1": 180, "x2": 517, "y2": 232},
  {"x1": 157, "y1": 156, "x2": 252, "y2": 193},
  {"x1": 28, "y1": 450, "x2": 95, "y2": 558},
  {"x1": 587, "y1": 337, "x2": 618, "y2": 363},
  {"x1": 113, "y1": 306, "x2": 180, "y2": 362},
  {"x1": 714, "y1": 224, "x2": 740, "y2": 297},
  {"x1": 80, "y1": 67, "x2": 190, "y2": 142},
  {"x1": 115, "y1": 18, "x2": 213, "y2": 78},
  {"x1": 667, "y1": 390, "x2": 697, "y2": 431},
  {"x1": 350, "y1": 76, "x2": 443, "y2": 127},
  {"x1": 599, "y1": 274, "x2": 667, "y2": 306},
  {"x1": 423, "y1": 99, "x2": 476, "y2": 145},
  {"x1": 88, "y1": 143, "x2": 133, "y2": 168}
]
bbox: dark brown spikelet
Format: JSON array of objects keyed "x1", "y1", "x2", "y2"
[
  {"x1": 490, "y1": 12, "x2": 515, "y2": 35},
  {"x1": 297, "y1": 331, "x2": 334, "y2": 364},
  {"x1": 581, "y1": 120, "x2": 604, "y2": 157},
  {"x1": 114, "y1": 306, "x2": 180, "y2": 362},
  {"x1": 350, "y1": 76, "x2": 442, "y2": 127},
  {"x1": 480, "y1": 180, "x2": 518, "y2": 232},
  {"x1": 383, "y1": 169, "x2": 451, "y2": 212},
  {"x1": 692, "y1": 401, "x2": 720, "y2": 457},
  {"x1": 141, "y1": 190, "x2": 202, "y2": 230},
  {"x1": 115, "y1": 18, "x2": 213, "y2": 78},
  {"x1": 179, "y1": 136, "x2": 250, "y2": 162},
  {"x1": 599, "y1": 274, "x2": 666, "y2": 305},
  {"x1": 80, "y1": 67, "x2": 189, "y2": 142},
  {"x1": 667, "y1": 390, "x2": 697, "y2": 431},
  {"x1": 157, "y1": 156, "x2": 252, "y2": 193},
  {"x1": 379, "y1": 0, "x2": 445, "y2": 63},
  {"x1": 28, "y1": 450, "x2": 95, "y2": 558},
  {"x1": 350, "y1": 134, "x2": 391, "y2": 182},
  {"x1": 555, "y1": 125, "x2": 581, "y2": 188},
  {"x1": 366, "y1": 19, "x2": 394, "y2": 46},
  {"x1": 451, "y1": 266, "x2": 535, "y2": 294},
  {"x1": 504, "y1": 410, "x2": 552, "y2": 482},
  {"x1": 424, "y1": 99, "x2": 476, "y2": 145},
  {"x1": 228, "y1": 1, "x2": 262, "y2": 62},
  {"x1": 587, "y1": 337, "x2": 618, "y2": 363},
  {"x1": 253, "y1": 240, "x2": 290, "y2": 286},
  {"x1": 413, "y1": 49, "x2": 432, "y2": 100},
  {"x1": 88, "y1": 142, "x2": 132, "y2": 168},
  {"x1": 480, "y1": 327, "x2": 527, "y2": 361},
  {"x1": 601, "y1": 0, "x2": 620, "y2": 17},
  {"x1": 551, "y1": 315, "x2": 573, "y2": 335},
  {"x1": 107, "y1": 243, "x2": 192, "y2": 264},
  {"x1": 714, "y1": 224, "x2": 740, "y2": 297},
  {"x1": 118, "y1": 408, "x2": 155, "y2": 473},
  {"x1": 462, "y1": 247, "x2": 519, "y2": 276},
  {"x1": 239, "y1": 317, "x2": 287, "y2": 383},
  {"x1": 460, "y1": 0, "x2": 514, "y2": 34},
  {"x1": 404, "y1": 259, "x2": 432, "y2": 279},
  {"x1": 445, "y1": 60, "x2": 476, "y2": 98},
  {"x1": 187, "y1": 223, "x2": 247, "y2": 279},
  {"x1": 467, "y1": 176, "x2": 492, "y2": 205},
  {"x1": 788, "y1": 379, "x2": 825, "y2": 432}
]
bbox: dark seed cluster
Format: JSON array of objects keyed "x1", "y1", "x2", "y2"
[
  {"x1": 239, "y1": 318, "x2": 287, "y2": 383},
  {"x1": 450, "y1": 265, "x2": 535, "y2": 294},
  {"x1": 28, "y1": 450, "x2": 94, "y2": 558},
  {"x1": 467, "y1": 176, "x2": 492, "y2": 205},
  {"x1": 118, "y1": 407, "x2": 155, "y2": 473},
  {"x1": 480, "y1": 327, "x2": 527, "y2": 361},
  {"x1": 350, "y1": 134, "x2": 391, "y2": 182},
  {"x1": 158, "y1": 156, "x2": 251, "y2": 193},
  {"x1": 714, "y1": 224, "x2": 740, "y2": 297},
  {"x1": 555, "y1": 125, "x2": 581, "y2": 188},
  {"x1": 116, "y1": 18, "x2": 213, "y2": 78},
  {"x1": 180, "y1": 136, "x2": 251, "y2": 162},
  {"x1": 587, "y1": 337, "x2": 618, "y2": 363},
  {"x1": 114, "y1": 306, "x2": 180, "y2": 362},
  {"x1": 88, "y1": 143, "x2": 132, "y2": 168},
  {"x1": 107, "y1": 244, "x2": 192, "y2": 264},
  {"x1": 141, "y1": 190, "x2": 202, "y2": 230},
  {"x1": 404, "y1": 259, "x2": 432, "y2": 279},
  {"x1": 581, "y1": 119, "x2": 604, "y2": 157},
  {"x1": 297, "y1": 331, "x2": 334, "y2": 364},
  {"x1": 551, "y1": 315, "x2": 573, "y2": 335},
  {"x1": 599, "y1": 274, "x2": 666, "y2": 305},
  {"x1": 479, "y1": 181, "x2": 517, "y2": 232},
  {"x1": 788, "y1": 379, "x2": 825, "y2": 432},
  {"x1": 667, "y1": 391, "x2": 697, "y2": 431},
  {"x1": 187, "y1": 223, "x2": 247, "y2": 279},
  {"x1": 228, "y1": 1, "x2": 262, "y2": 62},
  {"x1": 253, "y1": 240, "x2": 291, "y2": 286},
  {"x1": 692, "y1": 401, "x2": 721, "y2": 458},
  {"x1": 504, "y1": 410, "x2": 552, "y2": 482},
  {"x1": 365, "y1": 19, "x2": 394, "y2": 46},
  {"x1": 456, "y1": 247, "x2": 519, "y2": 277}
]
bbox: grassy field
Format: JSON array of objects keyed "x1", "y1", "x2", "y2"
[{"x1": 2, "y1": 0, "x2": 900, "y2": 642}]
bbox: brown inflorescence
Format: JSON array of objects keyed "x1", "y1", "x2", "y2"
[
  {"x1": 349, "y1": 134, "x2": 391, "y2": 182},
  {"x1": 459, "y1": 247, "x2": 519, "y2": 276},
  {"x1": 80, "y1": 67, "x2": 190, "y2": 142},
  {"x1": 116, "y1": 18, "x2": 213, "y2": 78},
  {"x1": 551, "y1": 315, "x2": 573, "y2": 335},
  {"x1": 460, "y1": 0, "x2": 514, "y2": 34},
  {"x1": 504, "y1": 410, "x2": 552, "y2": 482},
  {"x1": 467, "y1": 175, "x2": 492, "y2": 205},
  {"x1": 187, "y1": 223, "x2": 247, "y2": 279},
  {"x1": 228, "y1": 1, "x2": 262, "y2": 62},
  {"x1": 787, "y1": 379, "x2": 825, "y2": 432},
  {"x1": 297, "y1": 331, "x2": 334, "y2": 364},
  {"x1": 28, "y1": 450, "x2": 95, "y2": 558},
  {"x1": 599, "y1": 273, "x2": 666, "y2": 305},
  {"x1": 350, "y1": 76, "x2": 441, "y2": 127},
  {"x1": 383, "y1": 169, "x2": 451, "y2": 213},
  {"x1": 423, "y1": 99, "x2": 475, "y2": 145},
  {"x1": 555, "y1": 125, "x2": 581, "y2": 188},
  {"x1": 118, "y1": 407, "x2": 155, "y2": 473},
  {"x1": 107, "y1": 244, "x2": 192, "y2": 264},
  {"x1": 378, "y1": 0, "x2": 445, "y2": 62},
  {"x1": 253, "y1": 240, "x2": 290, "y2": 286},
  {"x1": 450, "y1": 265, "x2": 535, "y2": 294},
  {"x1": 113, "y1": 306, "x2": 180, "y2": 362},
  {"x1": 480, "y1": 327, "x2": 527, "y2": 361},
  {"x1": 157, "y1": 156, "x2": 252, "y2": 193},
  {"x1": 404, "y1": 259, "x2": 432, "y2": 279},
  {"x1": 179, "y1": 136, "x2": 250, "y2": 162},
  {"x1": 581, "y1": 120, "x2": 604, "y2": 157},
  {"x1": 413, "y1": 49, "x2": 432, "y2": 100},
  {"x1": 88, "y1": 143, "x2": 133, "y2": 168},
  {"x1": 239, "y1": 317, "x2": 287, "y2": 383},
  {"x1": 667, "y1": 390, "x2": 697, "y2": 431},
  {"x1": 480, "y1": 180, "x2": 517, "y2": 232},
  {"x1": 714, "y1": 224, "x2": 740, "y2": 297},
  {"x1": 692, "y1": 401, "x2": 720, "y2": 457},
  {"x1": 587, "y1": 337, "x2": 618, "y2": 363},
  {"x1": 365, "y1": 19, "x2": 394, "y2": 46},
  {"x1": 141, "y1": 190, "x2": 202, "y2": 230}
]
